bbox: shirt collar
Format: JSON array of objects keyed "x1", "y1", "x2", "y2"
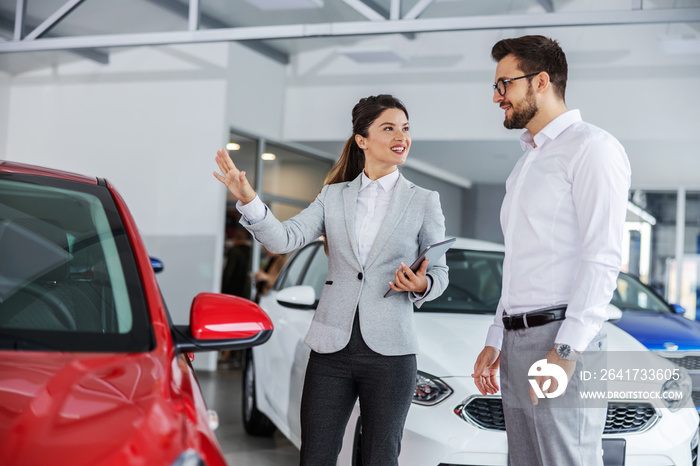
[
  {"x1": 519, "y1": 109, "x2": 582, "y2": 150},
  {"x1": 360, "y1": 169, "x2": 400, "y2": 192}
]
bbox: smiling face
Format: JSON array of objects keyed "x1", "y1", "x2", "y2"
[
  {"x1": 355, "y1": 107, "x2": 411, "y2": 179},
  {"x1": 493, "y1": 54, "x2": 539, "y2": 130}
]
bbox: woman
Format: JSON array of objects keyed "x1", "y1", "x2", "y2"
[
  {"x1": 253, "y1": 247, "x2": 287, "y2": 302},
  {"x1": 213, "y1": 94, "x2": 448, "y2": 466}
]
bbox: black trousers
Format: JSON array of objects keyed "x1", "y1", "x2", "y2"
[{"x1": 299, "y1": 312, "x2": 416, "y2": 466}]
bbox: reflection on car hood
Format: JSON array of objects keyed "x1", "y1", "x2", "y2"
[
  {"x1": 615, "y1": 311, "x2": 700, "y2": 351},
  {"x1": 414, "y1": 312, "x2": 649, "y2": 379},
  {"x1": 0, "y1": 351, "x2": 181, "y2": 465},
  {"x1": 415, "y1": 313, "x2": 494, "y2": 378}
]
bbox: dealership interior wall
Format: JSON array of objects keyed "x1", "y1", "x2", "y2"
[{"x1": 1, "y1": 2, "x2": 700, "y2": 370}]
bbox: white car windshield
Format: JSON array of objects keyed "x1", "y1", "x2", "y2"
[
  {"x1": 418, "y1": 249, "x2": 504, "y2": 314},
  {"x1": 420, "y1": 250, "x2": 671, "y2": 316}
]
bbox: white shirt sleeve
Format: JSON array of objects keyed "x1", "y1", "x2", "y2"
[
  {"x1": 556, "y1": 137, "x2": 631, "y2": 351},
  {"x1": 484, "y1": 298, "x2": 505, "y2": 350},
  {"x1": 236, "y1": 195, "x2": 267, "y2": 224}
]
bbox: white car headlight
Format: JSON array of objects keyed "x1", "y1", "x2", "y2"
[
  {"x1": 413, "y1": 370, "x2": 453, "y2": 406},
  {"x1": 661, "y1": 367, "x2": 693, "y2": 412}
]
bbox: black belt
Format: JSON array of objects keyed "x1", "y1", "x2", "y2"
[{"x1": 502, "y1": 306, "x2": 567, "y2": 331}]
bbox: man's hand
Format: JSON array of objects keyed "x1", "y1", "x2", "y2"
[
  {"x1": 472, "y1": 346, "x2": 501, "y2": 395},
  {"x1": 529, "y1": 348, "x2": 577, "y2": 405}
]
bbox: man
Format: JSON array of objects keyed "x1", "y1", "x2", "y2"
[
  {"x1": 472, "y1": 35, "x2": 631, "y2": 465},
  {"x1": 221, "y1": 227, "x2": 252, "y2": 298},
  {"x1": 220, "y1": 227, "x2": 253, "y2": 368}
]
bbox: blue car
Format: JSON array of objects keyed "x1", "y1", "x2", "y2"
[{"x1": 612, "y1": 272, "x2": 700, "y2": 409}]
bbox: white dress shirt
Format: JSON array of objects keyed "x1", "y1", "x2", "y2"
[
  {"x1": 484, "y1": 109, "x2": 631, "y2": 352},
  {"x1": 355, "y1": 170, "x2": 398, "y2": 265},
  {"x1": 237, "y1": 169, "x2": 430, "y2": 298}
]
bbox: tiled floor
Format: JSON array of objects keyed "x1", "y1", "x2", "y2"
[{"x1": 196, "y1": 365, "x2": 300, "y2": 465}]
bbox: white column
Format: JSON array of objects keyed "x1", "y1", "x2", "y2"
[{"x1": 674, "y1": 187, "x2": 686, "y2": 305}]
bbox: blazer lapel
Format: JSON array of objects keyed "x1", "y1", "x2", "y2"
[
  {"x1": 342, "y1": 175, "x2": 363, "y2": 267},
  {"x1": 363, "y1": 174, "x2": 415, "y2": 270}
]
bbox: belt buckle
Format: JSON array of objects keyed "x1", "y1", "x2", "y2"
[{"x1": 503, "y1": 314, "x2": 513, "y2": 330}]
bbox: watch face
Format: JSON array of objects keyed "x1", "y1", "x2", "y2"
[{"x1": 557, "y1": 344, "x2": 572, "y2": 359}]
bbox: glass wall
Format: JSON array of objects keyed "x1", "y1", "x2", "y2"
[
  {"x1": 684, "y1": 192, "x2": 700, "y2": 320},
  {"x1": 222, "y1": 133, "x2": 259, "y2": 273},
  {"x1": 667, "y1": 191, "x2": 700, "y2": 320},
  {"x1": 627, "y1": 189, "x2": 700, "y2": 320},
  {"x1": 263, "y1": 142, "x2": 332, "y2": 221},
  {"x1": 222, "y1": 129, "x2": 334, "y2": 301}
]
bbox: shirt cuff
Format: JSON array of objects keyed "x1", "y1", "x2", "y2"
[
  {"x1": 484, "y1": 322, "x2": 504, "y2": 351},
  {"x1": 410, "y1": 275, "x2": 433, "y2": 302},
  {"x1": 555, "y1": 317, "x2": 601, "y2": 353},
  {"x1": 236, "y1": 195, "x2": 266, "y2": 224}
]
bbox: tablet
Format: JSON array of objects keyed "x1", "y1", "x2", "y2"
[{"x1": 383, "y1": 237, "x2": 456, "y2": 298}]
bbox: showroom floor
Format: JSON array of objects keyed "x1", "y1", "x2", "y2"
[{"x1": 196, "y1": 361, "x2": 300, "y2": 465}]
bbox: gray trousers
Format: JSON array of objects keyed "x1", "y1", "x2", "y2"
[
  {"x1": 299, "y1": 312, "x2": 416, "y2": 466},
  {"x1": 501, "y1": 320, "x2": 607, "y2": 466}
]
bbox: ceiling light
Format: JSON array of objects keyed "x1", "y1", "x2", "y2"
[
  {"x1": 226, "y1": 143, "x2": 241, "y2": 151},
  {"x1": 660, "y1": 36, "x2": 700, "y2": 55},
  {"x1": 338, "y1": 47, "x2": 407, "y2": 64},
  {"x1": 261, "y1": 153, "x2": 276, "y2": 161},
  {"x1": 244, "y1": 0, "x2": 323, "y2": 10}
]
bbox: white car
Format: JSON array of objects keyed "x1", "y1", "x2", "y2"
[{"x1": 243, "y1": 238, "x2": 700, "y2": 465}]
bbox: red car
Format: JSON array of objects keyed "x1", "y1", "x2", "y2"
[{"x1": 0, "y1": 161, "x2": 273, "y2": 466}]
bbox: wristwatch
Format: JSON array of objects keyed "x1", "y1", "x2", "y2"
[{"x1": 554, "y1": 343, "x2": 579, "y2": 361}]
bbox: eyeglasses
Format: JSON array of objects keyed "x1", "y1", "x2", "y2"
[{"x1": 493, "y1": 72, "x2": 541, "y2": 96}]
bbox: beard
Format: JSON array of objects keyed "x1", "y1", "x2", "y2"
[{"x1": 503, "y1": 85, "x2": 538, "y2": 130}]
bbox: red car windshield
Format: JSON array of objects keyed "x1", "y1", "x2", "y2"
[{"x1": 0, "y1": 174, "x2": 153, "y2": 352}]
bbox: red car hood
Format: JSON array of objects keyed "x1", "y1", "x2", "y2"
[{"x1": 0, "y1": 350, "x2": 184, "y2": 466}]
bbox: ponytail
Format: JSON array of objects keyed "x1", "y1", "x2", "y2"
[{"x1": 323, "y1": 136, "x2": 365, "y2": 186}]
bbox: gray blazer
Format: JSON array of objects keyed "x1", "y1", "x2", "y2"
[{"x1": 240, "y1": 173, "x2": 449, "y2": 356}]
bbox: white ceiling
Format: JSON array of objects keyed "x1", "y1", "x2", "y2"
[
  {"x1": 2, "y1": 0, "x2": 699, "y2": 69},
  {"x1": 1, "y1": 0, "x2": 699, "y2": 187}
]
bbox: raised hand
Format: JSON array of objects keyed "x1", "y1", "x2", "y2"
[{"x1": 213, "y1": 148, "x2": 257, "y2": 204}]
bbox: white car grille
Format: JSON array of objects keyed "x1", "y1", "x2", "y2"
[
  {"x1": 662, "y1": 355, "x2": 700, "y2": 372},
  {"x1": 456, "y1": 397, "x2": 658, "y2": 434}
]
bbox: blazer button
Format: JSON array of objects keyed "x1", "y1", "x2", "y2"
[{"x1": 357, "y1": 272, "x2": 363, "y2": 280}]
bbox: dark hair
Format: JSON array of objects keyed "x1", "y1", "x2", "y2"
[
  {"x1": 491, "y1": 35, "x2": 568, "y2": 101},
  {"x1": 320, "y1": 94, "x2": 408, "y2": 254},
  {"x1": 324, "y1": 94, "x2": 409, "y2": 186}
]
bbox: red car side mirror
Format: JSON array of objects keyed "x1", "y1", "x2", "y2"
[{"x1": 173, "y1": 293, "x2": 273, "y2": 353}]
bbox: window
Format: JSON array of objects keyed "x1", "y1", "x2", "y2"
[
  {"x1": 612, "y1": 273, "x2": 670, "y2": 313},
  {"x1": 299, "y1": 246, "x2": 329, "y2": 303},
  {"x1": 0, "y1": 175, "x2": 152, "y2": 352},
  {"x1": 277, "y1": 243, "x2": 318, "y2": 290}
]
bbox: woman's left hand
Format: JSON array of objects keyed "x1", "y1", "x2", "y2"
[{"x1": 389, "y1": 259, "x2": 429, "y2": 294}]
